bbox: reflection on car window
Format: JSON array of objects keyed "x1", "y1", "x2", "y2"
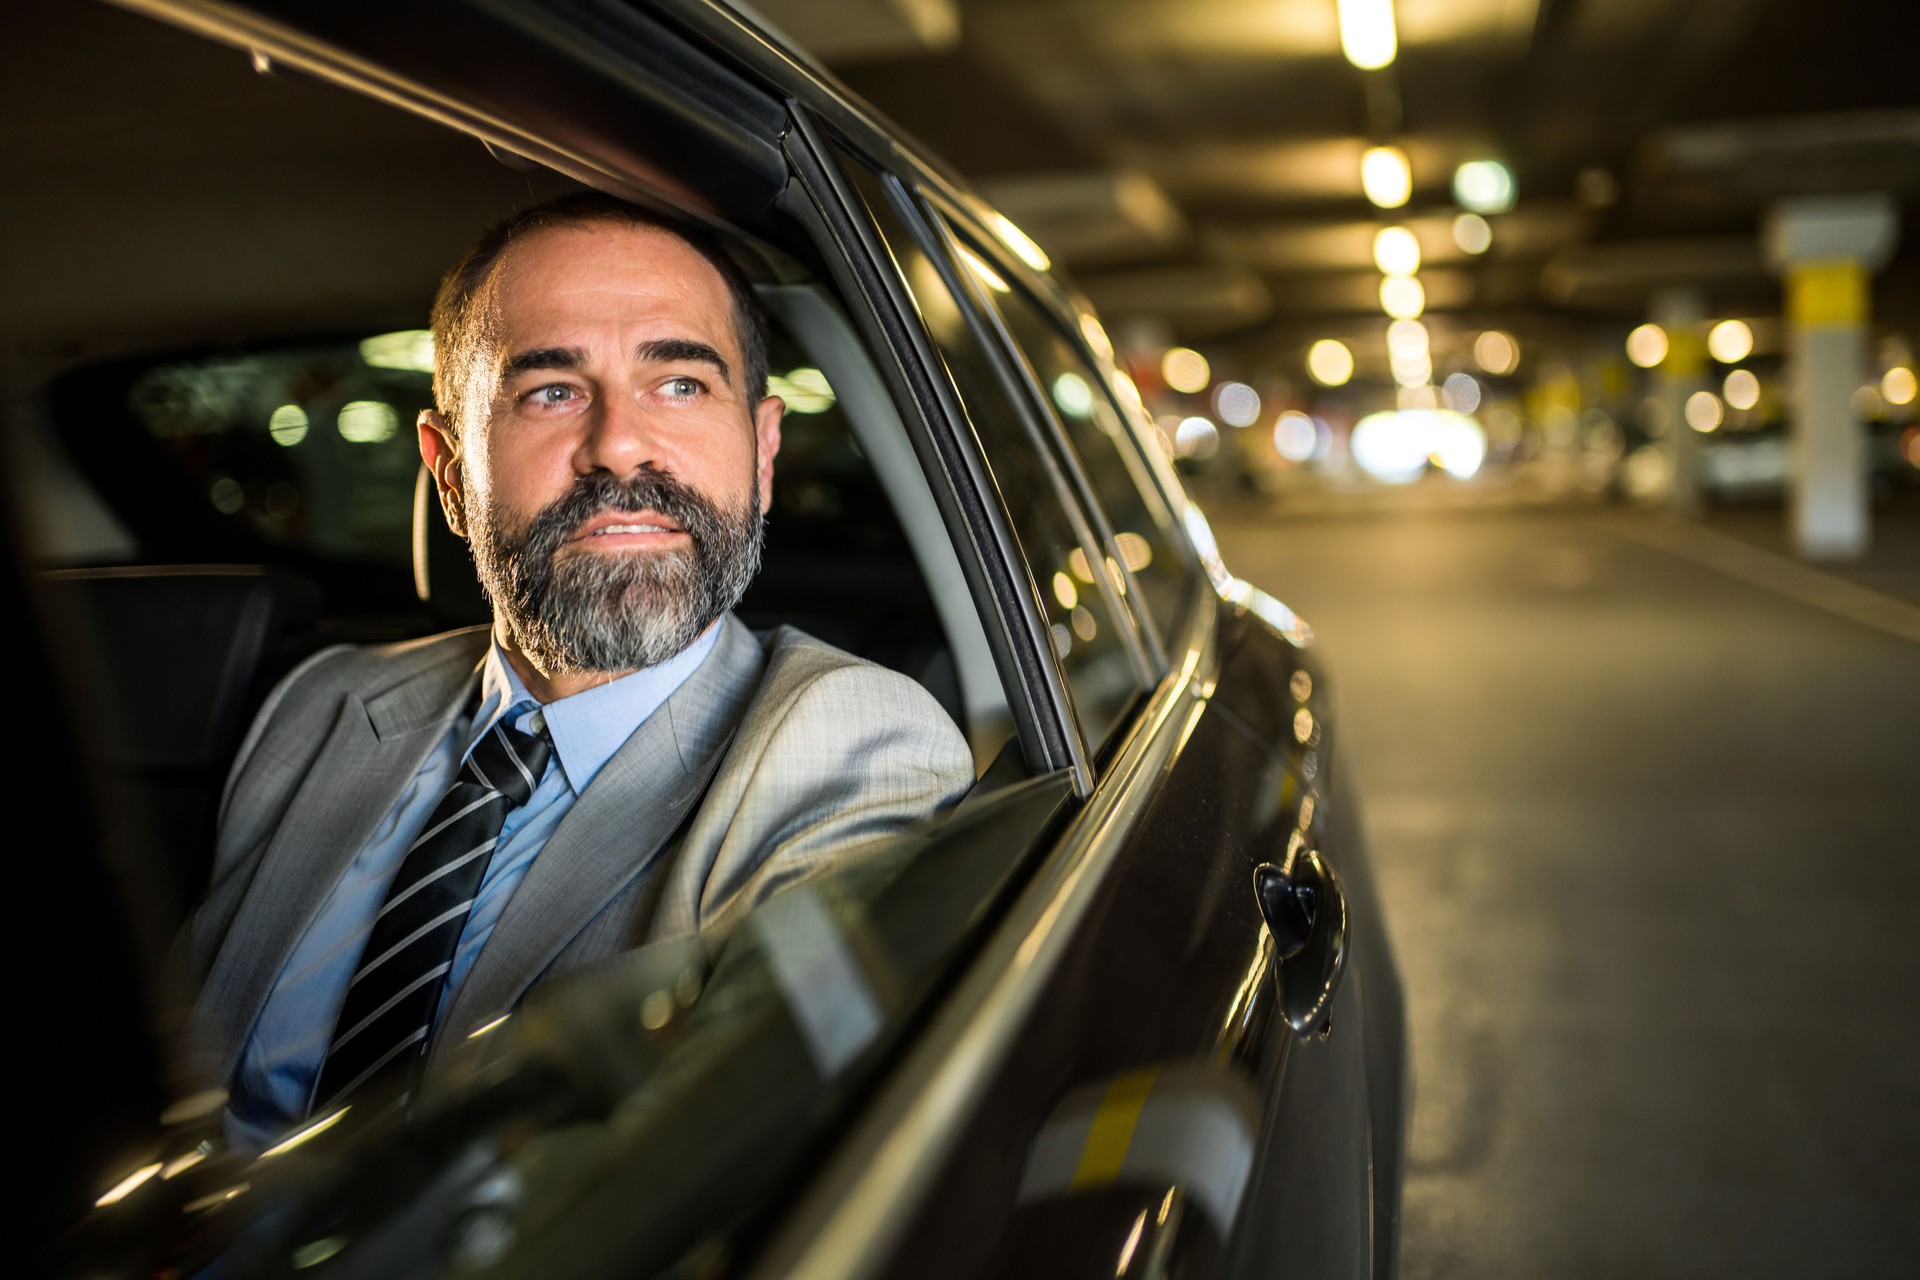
[
  {"x1": 959, "y1": 262, "x2": 1201, "y2": 650},
  {"x1": 833, "y1": 152, "x2": 1148, "y2": 753},
  {"x1": 121, "y1": 336, "x2": 432, "y2": 566}
]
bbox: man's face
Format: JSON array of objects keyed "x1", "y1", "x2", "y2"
[{"x1": 420, "y1": 221, "x2": 782, "y2": 674}]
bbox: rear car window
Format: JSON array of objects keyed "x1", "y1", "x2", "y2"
[
  {"x1": 120, "y1": 334, "x2": 433, "y2": 567},
  {"x1": 831, "y1": 151, "x2": 1151, "y2": 754},
  {"x1": 953, "y1": 253, "x2": 1201, "y2": 651}
]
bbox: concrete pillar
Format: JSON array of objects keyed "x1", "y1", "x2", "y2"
[
  {"x1": 1764, "y1": 195, "x2": 1899, "y2": 559},
  {"x1": 1652, "y1": 288, "x2": 1707, "y2": 515}
]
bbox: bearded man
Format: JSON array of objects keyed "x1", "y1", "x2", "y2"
[{"x1": 179, "y1": 194, "x2": 974, "y2": 1149}]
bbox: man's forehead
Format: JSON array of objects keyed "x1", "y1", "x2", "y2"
[{"x1": 484, "y1": 221, "x2": 737, "y2": 341}]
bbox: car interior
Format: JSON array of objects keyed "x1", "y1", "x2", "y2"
[{"x1": 7, "y1": 0, "x2": 1021, "y2": 931}]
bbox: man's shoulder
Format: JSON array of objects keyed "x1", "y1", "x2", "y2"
[
  {"x1": 256, "y1": 626, "x2": 490, "y2": 726},
  {"x1": 292, "y1": 625, "x2": 488, "y2": 688},
  {"x1": 747, "y1": 623, "x2": 943, "y2": 719}
]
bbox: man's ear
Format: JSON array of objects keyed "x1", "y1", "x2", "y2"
[
  {"x1": 753, "y1": 394, "x2": 784, "y2": 512},
  {"x1": 418, "y1": 409, "x2": 468, "y2": 539}
]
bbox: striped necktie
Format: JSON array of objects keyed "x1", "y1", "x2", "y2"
[{"x1": 309, "y1": 713, "x2": 552, "y2": 1117}]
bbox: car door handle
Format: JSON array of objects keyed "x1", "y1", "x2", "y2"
[{"x1": 1253, "y1": 847, "x2": 1349, "y2": 1038}]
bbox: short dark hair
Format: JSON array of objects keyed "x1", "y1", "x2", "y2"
[{"x1": 429, "y1": 192, "x2": 769, "y2": 435}]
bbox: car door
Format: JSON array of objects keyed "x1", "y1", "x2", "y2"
[{"x1": 758, "y1": 114, "x2": 1382, "y2": 1279}]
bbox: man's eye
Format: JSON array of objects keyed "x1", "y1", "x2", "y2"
[
  {"x1": 663, "y1": 375, "x2": 706, "y2": 398},
  {"x1": 522, "y1": 383, "x2": 578, "y2": 406}
]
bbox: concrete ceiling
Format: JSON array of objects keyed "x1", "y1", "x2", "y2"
[{"x1": 780, "y1": 0, "x2": 1920, "y2": 357}]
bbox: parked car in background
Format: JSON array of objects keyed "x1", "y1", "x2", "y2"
[{"x1": 9, "y1": 2, "x2": 1405, "y2": 1276}]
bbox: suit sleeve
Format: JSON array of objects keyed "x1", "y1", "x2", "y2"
[{"x1": 695, "y1": 662, "x2": 975, "y2": 930}]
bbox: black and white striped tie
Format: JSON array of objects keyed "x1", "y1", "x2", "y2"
[{"x1": 310, "y1": 714, "x2": 552, "y2": 1117}]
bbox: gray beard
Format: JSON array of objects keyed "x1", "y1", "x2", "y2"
[{"x1": 469, "y1": 467, "x2": 763, "y2": 673}]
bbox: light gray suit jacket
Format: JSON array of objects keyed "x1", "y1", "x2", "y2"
[{"x1": 181, "y1": 615, "x2": 973, "y2": 1084}]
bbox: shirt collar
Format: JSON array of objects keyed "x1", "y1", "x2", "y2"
[{"x1": 470, "y1": 621, "x2": 725, "y2": 795}]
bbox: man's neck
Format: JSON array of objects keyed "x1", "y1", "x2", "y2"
[{"x1": 493, "y1": 627, "x2": 633, "y2": 703}]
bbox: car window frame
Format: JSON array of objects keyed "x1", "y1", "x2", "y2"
[
  {"x1": 915, "y1": 191, "x2": 1178, "y2": 677},
  {"x1": 784, "y1": 110, "x2": 1110, "y2": 791},
  {"x1": 835, "y1": 145, "x2": 1160, "y2": 758}
]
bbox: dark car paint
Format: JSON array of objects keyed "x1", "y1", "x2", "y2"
[{"x1": 851, "y1": 596, "x2": 1393, "y2": 1279}]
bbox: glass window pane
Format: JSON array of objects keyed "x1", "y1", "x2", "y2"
[
  {"x1": 834, "y1": 154, "x2": 1146, "y2": 751},
  {"x1": 110, "y1": 338, "x2": 431, "y2": 567},
  {"x1": 963, "y1": 258, "x2": 1201, "y2": 647}
]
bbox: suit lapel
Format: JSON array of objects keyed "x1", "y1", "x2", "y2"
[
  {"x1": 439, "y1": 617, "x2": 765, "y2": 1045},
  {"x1": 200, "y1": 638, "x2": 483, "y2": 1078}
]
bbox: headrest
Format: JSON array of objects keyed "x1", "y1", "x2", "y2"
[
  {"x1": 412, "y1": 466, "x2": 491, "y2": 628},
  {"x1": 35, "y1": 565, "x2": 319, "y2": 771}
]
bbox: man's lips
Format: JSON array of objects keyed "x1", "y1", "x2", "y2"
[{"x1": 565, "y1": 510, "x2": 688, "y2": 547}]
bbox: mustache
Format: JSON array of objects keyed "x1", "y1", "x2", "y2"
[{"x1": 517, "y1": 468, "x2": 733, "y2": 555}]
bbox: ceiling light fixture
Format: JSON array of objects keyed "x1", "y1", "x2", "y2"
[
  {"x1": 1453, "y1": 160, "x2": 1515, "y2": 215},
  {"x1": 1372, "y1": 226, "x2": 1421, "y2": 276},
  {"x1": 1380, "y1": 275, "x2": 1425, "y2": 320},
  {"x1": 1361, "y1": 146, "x2": 1412, "y2": 209},
  {"x1": 1337, "y1": 0, "x2": 1397, "y2": 71}
]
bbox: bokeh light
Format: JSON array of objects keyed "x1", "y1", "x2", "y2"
[
  {"x1": 1174, "y1": 415, "x2": 1220, "y2": 459},
  {"x1": 1337, "y1": 0, "x2": 1397, "y2": 70},
  {"x1": 1386, "y1": 319, "x2": 1429, "y2": 360},
  {"x1": 1453, "y1": 212, "x2": 1492, "y2": 255},
  {"x1": 1162, "y1": 346, "x2": 1212, "y2": 394},
  {"x1": 1307, "y1": 339, "x2": 1354, "y2": 387},
  {"x1": 1442, "y1": 371, "x2": 1483, "y2": 414},
  {"x1": 1685, "y1": 390, "x2": 1724, "y2": 432},
  {"x1": 1707, "y1": 319, "x2": 1753, "y2": 364},
  {"x1": 768, "y1": 367, "x2": 836, "y2": 413},
  {"x1": 1380, "y1": 274, "x2": 1425, "y2": 319},
  {"x1": 1882, "y1": 366, "x2": 1917, "y2": 406},
  {"x1": 1273, "y1": 411, "x2": 1319, "y2": 462},
  {"x1": 1474, "y1": 330, "x2": 1518, "y2": 375},
  {"x1": 1214, "y1": 381, "x2": 1262, "y2": 427},
  {"x1": 337, "y1": 400, "x2": 398, "y2": 443},
  {"x1": 268, "y1": 404, "x2": 309, "y2": 447},
  {"x1": 1351, "y1": 409, "x2": 1487, "y2": 482},
  {"x1": 1626, "y1": 323, "x2": 1669, "y2": 369},
  {"x1": 1723, "y1": 369, "x2": 1760, "y2": 411},
  {"x1": 1453, "y1": 160, "x2": 1516, "y2": 214},
  {"x1": 1362, "y1": 146, "x2": 1411, "y2": 209},
  {"x1": 1373, "y1": 226, "x2": 1421, "y2": 276}
]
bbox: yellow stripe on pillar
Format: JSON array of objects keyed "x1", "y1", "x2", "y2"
[
  {"x1": 1665, "y1": 326, "x2": 1706, "y2": 377},
  {"x1": 1071, "y1": 1067, "x2": 1160, "y2": 1188},
  {"x1": 1788, "y1": 259, "x2": 1869, "y2": 330}
]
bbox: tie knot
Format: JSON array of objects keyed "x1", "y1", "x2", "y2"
[{"x1": 465, "y1": 715, "x2": 553, "y2": 808}]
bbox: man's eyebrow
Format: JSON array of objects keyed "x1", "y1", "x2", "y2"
[
  {"x1": 502, "y1": 347, "x2": 583, "y2": 377},
  {"x1": 638, "y1": 337, "x2": 731, "y2": 386}
]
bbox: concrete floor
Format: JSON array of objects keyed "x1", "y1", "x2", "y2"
[{"x1": 1210, "y1": 495, "x2": 1920, "y2": 1279}]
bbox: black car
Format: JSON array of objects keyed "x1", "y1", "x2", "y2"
[{"x1": 11, "y1": 2, "x2": 1406, "y2": 1276}]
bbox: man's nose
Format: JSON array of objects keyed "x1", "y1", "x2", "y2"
[{"x1": 575, "y1": 385, "x2": 660, "y2": 477}]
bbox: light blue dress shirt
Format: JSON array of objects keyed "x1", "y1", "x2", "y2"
[{"x1": 225, "y1": 624, "x2": 722, "y2": 1150}]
